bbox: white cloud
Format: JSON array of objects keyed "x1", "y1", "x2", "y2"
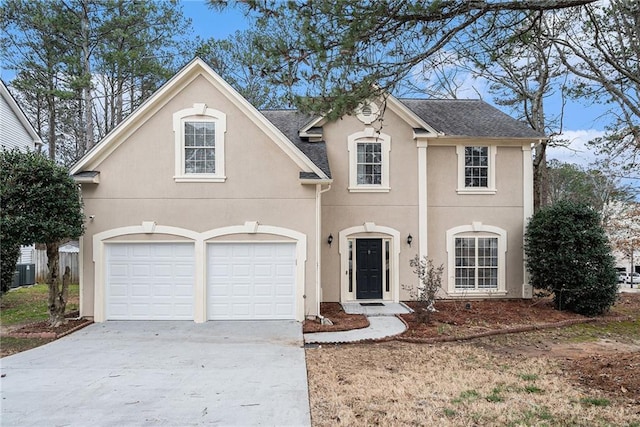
[{"x1": 547, "y1": 129, "x2": 606, "y2": 166}]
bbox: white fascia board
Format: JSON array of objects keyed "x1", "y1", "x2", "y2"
[
  {"x1": 299, "y1": 178, "x2": 333, "y2": 185},
  {"x1": 71, "y1": 58, "x2": 328, "y2": 180},
  {"x1": 299, "y1": 115, "x2": 327, "y2": 135},
  {"x1": 427, "y1": 136, "x2": 543, "y2": 146},
  {"x1": 0, "y1": 80, "x2": 42, "y2": 146},
  {"x1": 73, "y1": 175, "x2": 100, "y2": 184}
]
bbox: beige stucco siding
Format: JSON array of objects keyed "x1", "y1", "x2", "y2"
[
  {"x1": 80, "y1": 75, "x2": 318, "y2": 318},
  {"x1": 320, "y1": 110, "x2": 420, "y2": 302},
  {"x1": 319, "y1": 111, "x2": 529, "y2": 301},
  {"x1": 427, "y1": 144, "x2": 526, "y2": 298}
]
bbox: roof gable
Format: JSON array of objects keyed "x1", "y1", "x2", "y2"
[
  {"x1": 297, "y1": 93, "x2": 441, "y2": 137},
  {"x1": 71, "y1": 58, "x2": 328, "y2": 179}
]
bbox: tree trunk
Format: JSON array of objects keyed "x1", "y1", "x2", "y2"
[
  {"x1": 47, "y1": 241, "x2": 68, "y2": 327},
  {"x1": 80, "y1": 0, "x2": 94, "y2": 153},
  {"x1": 533, "y1": 140, "x2": 549, "y2": 212}
]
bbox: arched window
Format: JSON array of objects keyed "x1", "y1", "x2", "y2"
[
  {"x1": 173, "y1": 103, "x2": 226, "y2": 182},
  {"x1": 347, "y1": 128, "x2": 391, "y2": 192},
  {"x1": 446, "y1": 223, "x2": 507, "y2": 295}
]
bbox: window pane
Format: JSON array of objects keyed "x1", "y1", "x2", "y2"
[
  {"x1": 184, "y1": 121, "x2": 216, "y2": 174},
  {"x1": 385, "y1": 240, "x2": 390, "y2": 293},
  {"x1": 357, "y1": 142, "x2": 382, "y2": 185},
  {"x1": 464, "y1": 146, "x2": 489, "y2": 188},
  {"x1": 455, "y1": 236, "x2": 498, "y2": 290}
]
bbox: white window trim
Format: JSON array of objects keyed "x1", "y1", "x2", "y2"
[
  {"x1": 173, "y1": 103, "x2": 227, "y2": 182},
  {"x1": 348, "y1": 128, "x2": 391, "y2": 192},
  {"x1": 445, "y1": 222, "x2": 507, "y2": 296},
  {"x1": 456, "y1": 145, "x2": 497, "y2": 194}
]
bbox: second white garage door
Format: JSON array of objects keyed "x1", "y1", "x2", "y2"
[{"x1": 207, "y1": 243, "x2": 296, "y2": 320}]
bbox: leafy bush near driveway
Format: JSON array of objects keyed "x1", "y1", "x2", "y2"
[{"x1": 524, "y1": 201, "x2": 618, "y2": 316}]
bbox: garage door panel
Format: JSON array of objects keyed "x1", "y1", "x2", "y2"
[
  {"x1": 106, "y1": 243, "x2": 195, "y2": 320},
  {"x1": 207, "y1": 243, "x2": 296, "y2": 320}
]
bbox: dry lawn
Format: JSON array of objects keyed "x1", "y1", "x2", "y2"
[{"x1": 306, "y1": 342, "x2": 640, "y2": 426}]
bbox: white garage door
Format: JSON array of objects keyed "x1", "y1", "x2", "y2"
[
  {"x1": 208, "y1": 243, "x2": 296, "y2": 320},
  {"x1": 106, "y1": 243, "x2": 195, "y2": 320}
]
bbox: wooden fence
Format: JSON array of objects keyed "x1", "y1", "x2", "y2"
[{"x1": 34, "y1": 250, "x2": 80, "y2": 284}]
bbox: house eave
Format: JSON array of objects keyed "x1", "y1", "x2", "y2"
[
  {"x1": 73, "y1": 171, "x2": 100, "y2": 184},
  {"x1": 299, "y1": 178, "x2": 333, "y2": 185}
]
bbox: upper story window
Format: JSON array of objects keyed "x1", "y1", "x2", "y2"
[
  {"x1": 465, "y1": 146, "x2": 488, "y2": 187},
  {"x1": 348, "y1": 128, "x2": 390, "y2": 192},
  {"x1": 456, "y1": 145, "x2": 497, "y2": 194},
  {"x1": 184, "y1": 121, "x2": 215, "y2": 174},
  {"x1": 357, "y1": 142, "x2": 382, "y2": 185},
  {"x1": 173, "y1": 103, "x2": 226, "y2": 182}
]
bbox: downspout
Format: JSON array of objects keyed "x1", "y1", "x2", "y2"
[{"x1": 316, "y1": 183, "x2": 332, "y2": 324}]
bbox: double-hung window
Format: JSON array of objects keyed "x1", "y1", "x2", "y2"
[
  {"x1": 456, "y1": 145, "x2": 496, "y2": 194},
  {"x1": 348, "y1": 129, "x2": 391, "y2": 192},
  {"x1": 357, "y1": 142, "x2": 382, "y2": 185},
  {"x1": 454, "y1": 236, "x2": 498, "y2": 290},
  {"x1": 173, "y1": 103, "x2": 226, "y2": 182},
  {"x1": 464, "y1": 146, "x2": 488, "y2": 187},
  {"x1": 446, "y1": 223, "x2": 507, "y2": 295},
  {"x1": 184, "y1": 121, "x2": 215, "y2": 174}
]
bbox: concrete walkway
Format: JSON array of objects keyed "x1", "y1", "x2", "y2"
[
  {"x1": 1, "y1": 321, "x2": 310, "y2": 427},
  {"x1": 304, "y1": 302, "x2": 410, "y2": 344}
]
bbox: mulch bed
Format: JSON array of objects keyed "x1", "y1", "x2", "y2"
[
  {"x1": 567, "y1": 352, "x2": 640, "y2": 402},
  {"x1": 398, "y1": 298, "x2": 590, "y2": 340},
  {"x1": 304, "y1": 295, "x2": 639, "y2": 339},
  {"x1": 303, "y1": 303, "x2": 369, "y2": 333},
  {"x1": 6, "y1": 311, "x2": 93, "y2": 339}
]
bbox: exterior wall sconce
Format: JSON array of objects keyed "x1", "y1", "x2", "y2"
[
  {"x1": 407, "y1": 234, "x2": 413, "y2": 247},
  {"x1": 327, "y1": 234, "x2": 333, "y2": 246}
]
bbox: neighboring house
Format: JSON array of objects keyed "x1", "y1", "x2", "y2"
[
  {"x1": 0, "y1": 80, "x2": 42, "y2": 153},
  {"x1": 1, "y1": 79, "x2": 43, "y2": 266},
  {"x1": 71, "y1": 58, "x2": 540, "y2": 322}
]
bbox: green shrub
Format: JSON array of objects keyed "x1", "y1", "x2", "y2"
[{"x1": 524, "y1": 201, "x2": 618, "y2": 316}]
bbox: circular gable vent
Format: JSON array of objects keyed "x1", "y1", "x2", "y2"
[{"x1": 356, "y1": 102, "x2": 380, "y2": 125}]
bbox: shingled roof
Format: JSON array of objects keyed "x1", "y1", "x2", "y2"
[
  {"x1": 260, "y1": 99, "x2": 543, "y2": 181},
  {"x1": 399, "y1": 98, "x2": 543, "y2": 138},
  {"x1": 260, "y1": 110, "x2": 332, "y2": 179}
]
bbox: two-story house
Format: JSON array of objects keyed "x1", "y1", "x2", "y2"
[{"x1": 71, "y1": 58, "x2": 540, "y2": 322}]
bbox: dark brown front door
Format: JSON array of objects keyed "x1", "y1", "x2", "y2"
[{"x1": 356, "y1": 239, "x2": 383, "y2": 299}]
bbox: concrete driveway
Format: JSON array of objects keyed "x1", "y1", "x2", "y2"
[{"x1": 1, "y1": 321, "x2": 310, "y2": 426}]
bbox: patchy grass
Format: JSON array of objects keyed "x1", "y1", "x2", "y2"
[
  {"x1": 0, "y1": 336, "x2": 55, "y2": 357},
  {"x1": 0, "y1": 283, "x2": 79, "y2": 326},
  {"x1": 580, "y1": 397, "x2": 611, "y2": 407},
  {"x1": 564, "y1": 319, "x2": 640, "y2": 343},
  {"x1": 306, "y1": 342, "x2": 639, "y2": 426},
  {"x1": 1, "y1": 283, "x2": 81, "y2": 357}
]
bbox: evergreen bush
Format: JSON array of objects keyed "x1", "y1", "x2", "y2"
[{"x1": 524, "y1": 201, "x2": 618, "y2": 316}]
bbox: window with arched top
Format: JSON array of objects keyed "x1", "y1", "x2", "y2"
[
  {"x1": 446, "y1": 223, "x2": 507, "y2": 295},
  {"x1": 347, "y1": 128, "x2": 391, "y2": 192},
  {"x1": 173, "y1": 103, "x2": 226, "y2": 182}
]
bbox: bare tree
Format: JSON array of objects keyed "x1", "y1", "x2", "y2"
[{"x1": 551, "y1": 0, "x2": 640, "y2": 173}]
